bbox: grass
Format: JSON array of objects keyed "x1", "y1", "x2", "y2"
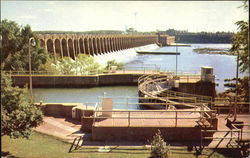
[{"x1": 2, "y1": 131, "x2": 231, "y2": 158}]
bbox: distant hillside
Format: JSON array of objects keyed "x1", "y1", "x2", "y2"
[
  {"x1": 34, "y1": 29, "x2": 157, "y2": 35},
  {"x1": 34, "y1": 30, "x2": 125, "y2": 35},
  {"x1": 165, "y1": 29, "x2": 233, "y2": 43}
]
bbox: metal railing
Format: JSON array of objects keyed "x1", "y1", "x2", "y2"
[
  {"x1": 138, "y1": 74, "x2": 213, "y2": 109},
  {"x1": 92, "y1": 108, "x2": 216, "y2": 127},
  {"x1": 3, "y1": 67, "x2": 203, "y2": 77},
  {"x1": 3, "y1": 66, "x2": 161, "y2": 76},
  {"x1": 211, "y1": 100, "x2": 250, "y2": 114},
  {"x1": 201, "y1": 123, "x2": 250, "y2": 149}
]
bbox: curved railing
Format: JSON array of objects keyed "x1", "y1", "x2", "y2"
[{"x1": 138, "y1": 74, "x2": 212, "y2": 109}]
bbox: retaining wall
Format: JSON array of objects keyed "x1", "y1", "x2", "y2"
[
  {"x1": 178, "y1": 81, "x2": 216, "y2": 98},
  {"x1": 92, "y1": 126, "x2": 213, "y2": 141},
  {"x1": 11, "y1": 74, "x2": 141, "y2": 88}
]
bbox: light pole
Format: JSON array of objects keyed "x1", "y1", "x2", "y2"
[
  {"x1": 134, "y1": 12, "x2": 137, "y2": 32},
  {"x1": 75, "y1": 35, "x2": 78, "y2": 75},
  {"x1": 0, "y1": 35, "x2": 2, "y2": 48},
  {"x1": 175, "y1": 42, "x2": 178, "y2": 76},
  {"x1": 28, "y1": 37, "x2": 36, "y2": 100},
  {"x1": 233, "y1": 50, "x2": 240, "y2": 121}
]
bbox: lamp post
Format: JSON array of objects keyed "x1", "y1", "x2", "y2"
[
  {"x1": 75, "y1": 35, "x2": 79, "y2": 75},
  {"x1": 233, "y1": 50, "x2": 240, "y2": 121},
  {"x1": 28, "y1": 37, "x2": 36, "y2": 100},
  {"x1": 0, "y1": 35, "x2": 2, "y2": 48},
  {"x1": 175, "y1": 42, "x2": 178, "y2": 76}
]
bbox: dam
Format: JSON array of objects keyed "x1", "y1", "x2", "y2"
[{"x1": 37, "y1": 33, "x2": 175, "y2": 59}]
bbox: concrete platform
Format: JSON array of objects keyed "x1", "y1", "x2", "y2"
[
  {"x1": 94, "y1": 111, "x2": 201, "y2": 127},
  {"x1": 91, "y1": 111, "x2": 211, "y2": 141},
  {"x1": 206, "y1": 114, "x2": 250, "y2": 148}
]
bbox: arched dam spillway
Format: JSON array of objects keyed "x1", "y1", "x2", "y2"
[{"x1": 37, "y1": 34, "x2": 175, "y2": 59}]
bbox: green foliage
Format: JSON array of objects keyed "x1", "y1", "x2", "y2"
[
  {"x1": 230, "y1": 20, "x2": 249, "y2": 72},
  {"x1": 223, "y1": 76, "x2": 249, "y2": 101},
  {"x1": 165, "y1": 29, "x2": 233, "y2": 43},
  {"x1": 229, "y1": 1, "x2": 249, "y2": 73},
  {"x1": 40, "y1": 54, "x2": 103, "y2": 75},
  {"x1": 105, "y1": 60, "x2": 124, "y2": 70},
  {"x1": 150, "y1": 130, "x2": 170, "y2": 158},
  {"x1": 1, "y1": 73, "x2": 43, "y2": 138},
  {"x1": 0, "y1": 19, "x2": 49, "y2": 71},
  {"x1": 38, "y1": 58, "x2": 58, "y2": 74},
  {"x1": 77, "y1": 54, "x2": 104, "y2": 74}
]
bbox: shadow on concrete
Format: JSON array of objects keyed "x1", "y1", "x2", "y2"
[
  {"x1": 70, "y1": 147, "x2": 150, "y2": 154},
  {"x1": 1, "y1": 151, "x2": 19, "y2": 158},
  {"x1": 64, "y1": 118, "x2": 81, "y2": 125},
  {"x1": 210, "y1": 148, "x2": 246, "y2": 158}
]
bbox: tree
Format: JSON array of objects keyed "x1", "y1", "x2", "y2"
[
  {"x1": 105, "y1": 60, "x2": 124, "y2": 70},
  {"x1": 1, "y1": 19, "x2": 49, "y2": 71},
  {"x1": 1, "y1": 73, "x2": 43, "y2": 138},
  {"x1": 150, "y1": 130, "x2": 170, "y2": 158},
  {"x1": 230, "y1": 1, "x2": 249, "y2": 73},
  {"x1": 77, "y1": 54, "x2": 103, "y2": 74},
  {"x1": 223, "y1": 76, "x2": 249, "y2": 102},
  {"x1": 39, "y1": 54, "x2": 103, "y2": 75}
]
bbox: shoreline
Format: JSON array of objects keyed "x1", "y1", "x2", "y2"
[{"x1": 193, "y1": 47, "x2": 235, "y2": 56}]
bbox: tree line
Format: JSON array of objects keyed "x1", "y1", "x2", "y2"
[{"x1": 165, "y1": 29, "x2": 233, "y2": 43}]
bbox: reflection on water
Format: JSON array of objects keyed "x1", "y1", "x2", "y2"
[{"x1": 33, "y1": 86, "x2": 139, "y2": 109}]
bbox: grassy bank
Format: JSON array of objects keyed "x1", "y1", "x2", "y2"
[
  {"x1": 2, "y1": 131, "x2": 229, "y2": 158},
  {"x1": 193, "y1": 48, "x2": 232, "y2": 55}
]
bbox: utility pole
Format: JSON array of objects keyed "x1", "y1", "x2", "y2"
[
  {"x1": 28, "y1": 37, "x2": 36, "y2": 100},
  {"x1": 233, "y1": 50, "x2": 239, "y2": 121},
  {"x1": 134, "y1": 12, "x2": 137, "y2": 33},
  {"x1": 175, "y1": 43, "x2": 178, "y2": 76}
]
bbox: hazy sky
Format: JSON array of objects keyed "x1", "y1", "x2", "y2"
[{"x1": 1, "y1": 1, "x2": 248, "y2": 32}]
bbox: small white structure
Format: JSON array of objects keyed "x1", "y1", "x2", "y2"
[
  {"x1": 111, "y1": 66, "x2": 117, "y2": 73},
  {"x1": 72, "y1": 107, "x2": 77, "y2": 119},
  {"x1": 201, "y1": 66, "x2": 214, "y2": 82},
  {"x1": 101, "y1": 98, "x2": 113, "y2": 117}
]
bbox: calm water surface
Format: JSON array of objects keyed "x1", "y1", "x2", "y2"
[
  {"x1": 34, "y1": 43, "x2": 244, "y2": 108},
  {"x1": 33, "y1": 86, "x2": 139, "y2": 109},
  {"x1": 125, "y1": 43, "x2": 242, "y2": 92}
]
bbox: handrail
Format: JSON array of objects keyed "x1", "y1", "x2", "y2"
[
  {"x1": 93, "y1": 109, "x2": 213, "y2": 127},
  {"x1": 138, "y1": 74, "x2": 213, "y2": 110},
  {"x1": 94, "y1": 109, "x2": 215, "y2": 112}
]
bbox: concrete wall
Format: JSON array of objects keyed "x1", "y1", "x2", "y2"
[
  {"x1": 178, "y1": 81, "x2": 216, "y2": 98},
  {"x1": 40, "y1": 103, "x2": 76, "y2": 118},
  {"x1": 38, "y1": 103, "x2": 92, "y2": 121},
  {"x1": 92, "y1": 126, "x2": 213, "y2": 141},
  {"x1": 11, "y1": 74, "x2": 141, "y2": 88}
]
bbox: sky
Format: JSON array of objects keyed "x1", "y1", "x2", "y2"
[{"x1": 1, "y1": 1, "x2": 248, "y2": 33}]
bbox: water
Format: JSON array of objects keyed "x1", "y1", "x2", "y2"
[
  {"x1": 33, "y1": 43, "x2": 245, "y2": 108},
  {"x1": 125, "y1": 43, "x2": 245, "y2": 92},
  {"x1": 33, "y1": 86, "x2": 139, "y2": 109}
]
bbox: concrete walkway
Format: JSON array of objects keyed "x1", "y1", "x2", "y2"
[
  {"x1": 34, "y1": 116, "x2": 84, "y2": 143},
  {"x1": 207, "y1": 114, "x2": 250, "y2": 148}
]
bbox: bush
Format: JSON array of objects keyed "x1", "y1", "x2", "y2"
[
  {"x1": 105, "y1": 60, "x2": 124, "y2": 70},
  {"x1": 150, "y1": 129, "x2": 170, "y2": 158},
  {"x1": 1, "y1": 73, "x2": 43, "y2": 138}
]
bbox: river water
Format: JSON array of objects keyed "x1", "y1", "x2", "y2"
[{"x1": 33, "y1": 43, "x2": 244, "y2": 108}]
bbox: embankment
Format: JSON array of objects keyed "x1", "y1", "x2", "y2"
[{"x1": 11, "y1": 73, "x2": 141, "y2": 88}]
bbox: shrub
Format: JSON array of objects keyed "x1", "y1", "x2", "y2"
[{"x1": 150, "y1": 129, "x2": 170, "y2": 158}]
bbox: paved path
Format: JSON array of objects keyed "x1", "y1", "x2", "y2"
[
  {"x1": 207, "y1": 114, "x2": 250, "y2": 148},
  {"x1": 34, "y1": 116, "x2": 83, "y2": 142}
]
